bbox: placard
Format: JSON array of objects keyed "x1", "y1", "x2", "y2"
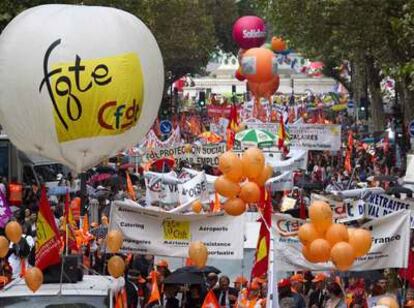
[{"x1": 109, "y1": 201, "x2": 244, "y2": 259}]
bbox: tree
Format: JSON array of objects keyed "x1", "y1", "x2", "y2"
[{"x1": 265, "y1": 0, "x2": 414, "y2": 131}]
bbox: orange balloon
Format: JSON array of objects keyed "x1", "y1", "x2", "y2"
[
  {"x1": 223, "y1": 197, "x2": 246, "y2": 216},
  {"x1": 242, "y1": 48, "x2": 277, "y2": 83},
  {"x1": 5, "y1": 221, "x2": 22, "y2": 244},
  {"x1": 308, "y1": 201, "x2": 333, "y2": 234},
  {"x1": 253, "y1": 164, "x2": 273, "y2": 186},
  {"x1": 377, "y1": 296, "x2": 399, "y2": 308},
  {"x1": 106, "y1": 230, "x2": 123, "y2": 253},
  {"x1": 242, "y1": 147, "x2": 265, "y2": 180},
  {"x1": 302, "y1": 245, "x2": 318, "y2": 263},
  {"x1": 192, "y1": 200, "x2": 203, "y2": 214},
  {"x1": 239, "y1": 182, "x2": 261, "y2": 203},
  {"x1": 330, "y1": 242, "x2": 355, "y2": 271},
  {"x1": 25, "y1": 267, "x2": 43, "y2": 293},
  {"x1": 214, "y1": 176, "x2": 241, "y2": 198},
  {"x1": 309, "y1": 239, "x2": 331, "y2": 263},
  {"x1": 298, "y1": 223, "x2": 321, "y2": 246},
  {"x1": 325, "y1": 224, "x2": 349, "y2": 247},
  {"x1": 348, "y1": 228, "x2": 372, "y2": 257},
  {"x1": 108, "y1": 255, "x2": 125, "y2": 278},
  {"x1": 248, "y1": 75, "x2": 280, "y2": 99},
  {"x1": 0, "y1": 236, "x2": 9, "y2": 258},
  {"x1": 218, "y1": 151, "x2": 243, "y2": 182},
  {"x1": 271, "y1": 36, "x2": 287, "y2": 52},
  {"x1": 188, "y1": 241, "x2": 208, "y2": 269}
]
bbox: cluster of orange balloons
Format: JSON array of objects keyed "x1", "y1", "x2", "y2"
[
  {"x1": 214, "y1": 148, "x2": 272, "y2": 216},
  {"x1": 106, "y1": 230, "x2": 126, "y2": 278},
  {"x1": 188, "y1": 241, "x2": 208, "y2": 269},
  {"x1": 298, "y1": 201, "x2": 372, "y2": 271}
]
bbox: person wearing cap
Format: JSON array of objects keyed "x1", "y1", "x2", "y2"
[
  {"x1": 309, "y1": 273, "x2": 328, "y2": 308},
  {"x1": 236, "y1": 281, "x2": 265, "y2": 308},
  {"x1": 234, "y1": 275, "x2": 248, "y2": 291},
  {"x1": 291, "y1": 274, "x2": 306, "y2": 305}
]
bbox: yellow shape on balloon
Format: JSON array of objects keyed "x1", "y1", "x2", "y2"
[{"x1": 46, "y1": 49, "x2": 144, "y2": 142}]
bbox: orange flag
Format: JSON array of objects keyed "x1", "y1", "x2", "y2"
[
  {"x1": 147, "y1": 271, "x2": 160, "y2": 304},
  {"x1": 213, "y1": 193, "x2": 221, "y2": 213},
  {"x1": 202, "y1": 289, "x2": 220, "y2": 308},
  {"x1": 126, "y1": 172, "x2": 136, "y2": 201},
  {"x1": 64, "y1": 192, "x2": 78, "y2": 252},
  {"x1": 82, "y1": 214, "x2": 89, "y2": 235},
  {"x1": 114, "y1": 288, "x2": 128, "y2": 308}
]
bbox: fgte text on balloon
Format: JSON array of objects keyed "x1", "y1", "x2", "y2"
[{"x1": 39, "y1": 39, "x2": 113, "y2": 130}]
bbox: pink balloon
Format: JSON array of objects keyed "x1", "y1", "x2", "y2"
[{"x1": 232, "y1": 16, "x2": 266, "y2": 49}]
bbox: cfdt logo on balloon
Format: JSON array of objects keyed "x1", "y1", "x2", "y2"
[{"x1": 39, "y1": 39, "x2": 144, "y2": 143}]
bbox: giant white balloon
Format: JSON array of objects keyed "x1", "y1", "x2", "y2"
[{"x1": 0, "y1": 5, "x2": 164, "y2": 172}]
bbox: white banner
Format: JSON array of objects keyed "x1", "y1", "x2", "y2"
[
  {"x1": 366, "y1": 193, "x2": 414, "y2": 228},
  {"x1": 109, "y1": 201, "x2": 244, "y2": 259},
  {"x1": 177, "y1": 171, "x2": 209, "y2": 204},
  {"x1": 244, "y1": 121, "x2": 279, "y2": 135},
  {"x1": 143, "y1": 143, "x2": 226, "y2": 167},
  {"x1": 289, "y1": 124, "x2": 341, "y2": 151},
  {"x1": 267, "y1": 171, "x2": 293, "y2": 192},
  {"x1": 270, "y1": 149, "x2": 308, "y2": 172},
  {"x1": 273, "y1": 210, "x2": 410, "y2": 271},
  {"x1": 142, "y1": 126, "x2": 182, "y2": 149},
  {"x1": 145, "y1": 171, "x2": 179, "y2": 206}
]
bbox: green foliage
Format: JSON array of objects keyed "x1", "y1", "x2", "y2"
[{"x1": 0, "y1": 0, "x2": 252, "y2": 83}]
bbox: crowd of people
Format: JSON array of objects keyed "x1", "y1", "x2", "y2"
[{"x1": 0, "y1": 105, "x2": 412, "y2": 308}]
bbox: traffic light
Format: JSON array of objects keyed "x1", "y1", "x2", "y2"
[{"x1": 198, "y1": 91, "x2": 206, "y2": 107}]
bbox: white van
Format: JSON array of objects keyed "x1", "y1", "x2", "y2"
[{"x1": 0, "y1": 275, "x2": 118, "y2": 308}]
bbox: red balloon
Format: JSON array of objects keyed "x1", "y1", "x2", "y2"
[
  {"x1": 242, "y1": 48, "x2": 277, "y2": 83},
  {"x1": 232, "y1": 16, "x2": 266, "y2": 49},
  {"x1": 235, "y1": 67, "x2": 246, "y2": 81}
]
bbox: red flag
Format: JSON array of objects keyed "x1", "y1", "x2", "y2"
[
  {"x1": 347, "y1": 130, "x2": 354, "y2": 151},
  {"x1": 202, "y1": 289, "x2": 220, "y2": 308},
  {"x1": 251, "y1": 190, "x2": 271, "y2": 279},
  {"x1": 64, "y1": 192, "x2": 78, "y2": 252},
  {"x1": 278, "y1": 114, "x2": 289, "y2": 155},
  {"x1": 35, "y1": 187, "x2": 61, "y2": 270},
  {"x1": 227, "y1": 104, "x2": 239, "y2": 131},
  {"x1": 226, "y1": 104, "x2": 239, "y2": 150}
]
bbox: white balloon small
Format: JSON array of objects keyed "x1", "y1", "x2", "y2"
[{"x1": 0, "y1": 5, "x2": 164, "y2": 172}]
